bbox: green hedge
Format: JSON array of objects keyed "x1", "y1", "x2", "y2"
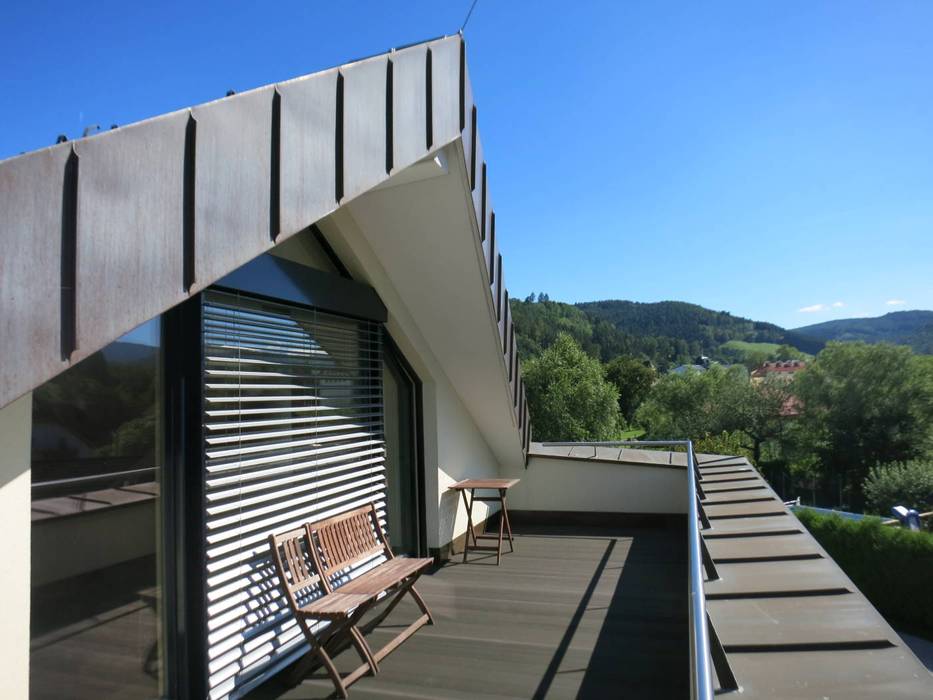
[{"x1": 795, "y1": 509, "x2": 933, "y2": 637}]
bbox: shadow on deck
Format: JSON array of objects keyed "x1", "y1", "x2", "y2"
[{"x1": 250, "y1": 522, "x2": 688, "y2": 699}]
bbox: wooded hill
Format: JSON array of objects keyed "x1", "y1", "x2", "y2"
[
  {"x1": 511, "y1": 297, "x2": 823, "y2": 370},
  {"x1": 793, "y1": 310, "x2": 933, "y2": 355}
]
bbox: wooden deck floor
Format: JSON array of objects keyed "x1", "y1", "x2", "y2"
[{"x1": 250, "y1": 523, "x2": 688, "y2": 700}]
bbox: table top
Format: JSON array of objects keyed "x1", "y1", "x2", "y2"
[{"x1": 448, "y1": 478, "x2": 520, "y2": 491}]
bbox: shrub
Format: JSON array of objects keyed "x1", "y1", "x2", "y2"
[
  {"x1": 795, "y1": 509, "x2": 933, "y2": 636},
  {"x1": 863, "y1": 460, "x2": 933, "y2": 517},
  {"x1": 694, "y1": 431, "x2": 752, "y2": 461}
]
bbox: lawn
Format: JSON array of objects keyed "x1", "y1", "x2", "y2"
[{"x1": 720, "y1": 340, "x2": 783, "y2": 356}]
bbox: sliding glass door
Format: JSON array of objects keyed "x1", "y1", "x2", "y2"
[{"x1": 382, "y1": 337, "x2": 423, "y2": 556}]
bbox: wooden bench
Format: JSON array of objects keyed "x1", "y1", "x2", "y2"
[{"x1": 269, "y1": 504, "x2": 434, "y2": 697}]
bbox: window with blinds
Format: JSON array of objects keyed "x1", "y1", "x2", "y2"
[{"x1": 201, "y1": 290, "x2": 386, "y2": 699}]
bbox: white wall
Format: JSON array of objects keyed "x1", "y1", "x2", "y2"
[
  {"x1": 433, "y1": 377, "x2": 500, "y2": 547},
  {"x1": 0, "y1": 393, "x2": 32, "y2": 699},
  {"x1": 318, "y1": 208, "x2": 502, "y2": 551},
  {"x1": 504, "y1": 455, "x2": 688, "y2": 515}
]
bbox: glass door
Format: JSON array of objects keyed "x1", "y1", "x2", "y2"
[{"x1": 382, "y1": 337, "x2": 423, "y2": 556}]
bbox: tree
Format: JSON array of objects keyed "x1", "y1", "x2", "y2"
[
  {"x1": 605, "y1": 356, "x2": 656, "y2": 422},
  {"x1": 725, "y1": 376, "x2": 793, "y2": 463},
  {"x1": 775, "y1": 344, "x2": 807, "y2": 361},
  {"x1": 741, "y1": 349, "x2": 771, "y2": 372},
  {"x1": 634, "y1": 364, "x2": 790, "y2": 462},
  {"x1": 634, "y1": 364, "x2": 744, "y2": 440},
  {"x1": 863, "y1": 460, "x2": 933, "y2": 517},
  {"x1": 522, "y1": 333, "x2": 623, "y2": 442},
  {"x1": 792, "y1": 342, "x2": 933, "y2": 509}
]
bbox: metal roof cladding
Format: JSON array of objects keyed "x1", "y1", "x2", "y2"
[{"x1": 529, "y1": 443, "x2": 933, "y2": 698}]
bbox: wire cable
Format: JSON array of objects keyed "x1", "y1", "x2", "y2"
[{"x1": 460, "y1": 0, "x2": 480, "y2": 33}]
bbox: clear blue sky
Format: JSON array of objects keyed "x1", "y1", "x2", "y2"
[{"x1": 3, "y1": 2, "x2": 931, "y2": 329}]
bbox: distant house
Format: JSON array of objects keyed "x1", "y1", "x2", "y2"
[
  {"x1": 750, "y1": 359, "x2": 806, "y2": 383},
  {"x1": 750, "y1": 361, "x2": 806, "y2": 416},
  {"x1": 669, "y1": 355, "x2": 713, "y2": 375}
]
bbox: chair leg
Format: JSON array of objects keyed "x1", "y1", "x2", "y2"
[
  {"x1": 407, "y1": 583, "x2": 434, "y2": 625},
  {"x1": 365, "y1": 578, "x2": 433, "y2": 666},
  {"x1": 365, "y1": 578, "x2": 414, "y2": 630},
  {"x1": 363, "y1": 576, "x2": 434, "y2": 632},
  {"x1": 290, "y1": 609, "x2": 376, "y2": 697},
  {"x1": 340, "y1": 600, "x2": 380, "y2": 676},
  {"x1": 350, "y1": 626, "x2": 379, "y2": 675},
  {"x1": 287, "y1": 645, "x2": 348, "y2": 699}
]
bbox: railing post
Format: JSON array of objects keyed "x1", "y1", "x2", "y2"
[{"x1": 687, "y1": 441, "x2": 715, "y2": 700}]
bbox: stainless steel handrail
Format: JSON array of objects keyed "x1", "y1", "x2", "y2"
[{"x1": 541, "y1": 440, "x2": 715, "y2": 700}]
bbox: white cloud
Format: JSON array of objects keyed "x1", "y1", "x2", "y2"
[
  {"x1": 886, "y1": 299, "x2": 906, "y2": 306},
  {"x1": 798, "y1": 304, "x2": 826, "y2": 313},
  {"x1": 832, "y1": 301, "x2": 845, "y2": 308}
]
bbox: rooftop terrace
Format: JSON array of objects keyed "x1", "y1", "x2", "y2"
[
  {"x1": 245, "y1": 447, "x2": 933, "y2": 699},
  {"x1": 248, "y1": 521, "x2": 688, "y2": 699}
]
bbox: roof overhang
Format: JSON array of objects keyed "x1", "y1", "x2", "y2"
[{"x1": 0, "y1": 34, "x2": 531, "y2": 455}]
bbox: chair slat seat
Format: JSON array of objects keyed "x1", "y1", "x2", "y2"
[
  {"x1": 297, "y1": 592, "x2": 374, "y2": 619},
  {"x1": 336, "y1": 557, "x2": 433, "y2": 596}
]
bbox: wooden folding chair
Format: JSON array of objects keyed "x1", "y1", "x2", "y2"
[
  {"x1": 306, "y1": 505, "x2": 434, "y2": 671},
  {"x1": 268, "y1": 527, "x2": 378, "y2": 698}
]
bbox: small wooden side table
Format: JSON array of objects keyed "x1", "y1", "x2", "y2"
[{"x1": 448, "y1": 478, "x2": 520, "y2": 565}]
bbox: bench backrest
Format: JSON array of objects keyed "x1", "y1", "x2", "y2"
[
  {"x1": 306, "y1": 503, "x2": 392, "y2": 585},
  {"x1": 268, "y1": 526, "x2": 322, "y2": 614}
]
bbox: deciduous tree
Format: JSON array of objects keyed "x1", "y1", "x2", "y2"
[{"x1": 523, "y1": 333, "x2": 623, "y2": 442}]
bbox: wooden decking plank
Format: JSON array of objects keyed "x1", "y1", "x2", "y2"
[{"x1": 248, "y1": 524, "x2": 687, "y2": 700}]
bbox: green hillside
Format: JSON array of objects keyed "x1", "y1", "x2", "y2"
[
  {"x1": 511, "y1": 297, "x2": 823, "y2": 370},
  {"x1": 794, "y1": 311, "x2": 933, "y2": 354}
]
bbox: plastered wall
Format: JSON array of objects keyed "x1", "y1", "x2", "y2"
[
  {"x1": 0, "y1": 393, "x2": 32, "y2": 699},
  {"x1": 504, "y1": 455, "x2": 688, "y2": 515}
]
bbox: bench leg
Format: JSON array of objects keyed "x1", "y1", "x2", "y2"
[
  {"x1": 287, "y1": 631, "x2": 349, "y2": 698},
  {"x1": 289, "y1": 602, "x2": 379, "y2": 698},
  {"x1": 407, "y1": 584, "x2": 434, "y2": 625},
  {"x1": 364, "y1": 574, "x2": 433, "y2": 631},
  {"x1": 359, "y1": 575, "x2": 434, "y2": 666},
  {"x1": 350, "y1": 626, "x2": 379, "y2": 675}
]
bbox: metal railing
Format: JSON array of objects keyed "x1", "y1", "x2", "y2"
[{"x1": 540, "y1": 440, "x2": 737, "y2": 700}]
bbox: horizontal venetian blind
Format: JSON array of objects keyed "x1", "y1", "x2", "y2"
[{"x1": 201, "y1": 290, "x2": 386, "y2": 699}]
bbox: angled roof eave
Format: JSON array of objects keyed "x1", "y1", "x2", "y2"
[{"x1": 0, "y1": 34, "x2": 531, "y2": 452}]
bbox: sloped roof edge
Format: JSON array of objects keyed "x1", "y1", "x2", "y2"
[{"x1": 0, "y1": 34, "x2": 532, "y2": 452}]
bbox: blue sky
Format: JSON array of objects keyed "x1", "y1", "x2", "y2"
[{"x1": 3, "y1": 2, "x2": 931, "y2": 329}]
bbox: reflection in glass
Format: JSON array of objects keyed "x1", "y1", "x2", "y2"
[
  {"x1": 383, "y1": 343, "x2": 419, "y2": 555},
  {"x1": 29, "y1": 318, "x2": 163, "y2": 699}
]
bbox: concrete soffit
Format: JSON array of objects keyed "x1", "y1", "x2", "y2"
[{"x1": 0, "y1": 33, "x2": 532, "y2": 458}]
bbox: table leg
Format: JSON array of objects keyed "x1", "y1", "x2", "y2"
[
  {"x1": 462, "y1": 488, "x2": 475, "y2": 564},
  {"x1": 496, "y1": 490, "x2": 505, "y2": 565},
  {"x1": 501, "y1": 489, "x2": 514, "y2": 552}
]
